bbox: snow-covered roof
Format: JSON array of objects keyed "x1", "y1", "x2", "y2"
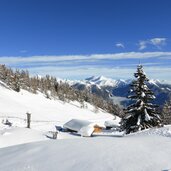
[
  {"x1": 104, "y1": 120, "x2": 120, "y2": 128},
  {"x1": 63, "y1": 119, "x2": 99, "y2": 137}
]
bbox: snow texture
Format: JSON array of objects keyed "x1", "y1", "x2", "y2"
[
  {"x1": 0, "y1": 129, "x2": 171, "y2": 171},
  {"x1": 0, "y1": 80, "x2": 171, "y2": 171}
]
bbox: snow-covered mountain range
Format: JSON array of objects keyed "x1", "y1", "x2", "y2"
[
  {"x1": 68, "y1": 76, "x2": 130, "y2": 87},
  {"x1": 70, "y1": 76, "x2": 171, "y2": 106},
  {"x1": 71, "y1": 75, "x2": 171, "y2": 89}
]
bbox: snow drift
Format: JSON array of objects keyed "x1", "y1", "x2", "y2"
[{"x1": 0, "y1": 131, "x2": 171, "y2": 171}]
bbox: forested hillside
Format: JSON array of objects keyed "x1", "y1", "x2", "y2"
[{"x1": 0, "y1": 64, "x2": 122, "y2": 116}]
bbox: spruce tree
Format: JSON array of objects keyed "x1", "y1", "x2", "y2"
[{"x1": 120, "y1": 65, "x2": 161, "y2": 134}]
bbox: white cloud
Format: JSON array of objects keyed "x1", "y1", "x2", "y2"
[
  {"x1": 27, "y1": 66, "x2": 135, "y2": 80},
  {"x1": 0, "y1": 51, "x2": 171, "y2": 80},
  {"x1": 139, "y1": 41, "x2": 147, "y2": 50},
  {"x1": 150, "y1": 38, "x2": 166, "y2": 48},
  {"x1": 0, "y1": 51, "x2": 171, "y2": 66},
  {"x1": 115, "y1": 43, "x2": 125, "y2": 48},
  {"x1": 138, "y1": 38, "x2": 167, "y2": 50},
  {"x1": 27, "y1": 65, "x2": 171, "y2": 81},
  {"x1": 150, "y1": 38, "x2": 166, "y2": 45}
]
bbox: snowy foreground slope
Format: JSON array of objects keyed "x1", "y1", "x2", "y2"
[{"x1": 0, "y1": 128, "x2": 171, "y2": 171}]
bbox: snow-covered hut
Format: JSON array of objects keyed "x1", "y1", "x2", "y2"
[
  {"x1": 104, "y1": 120, "x2": 120, "y2": 130},
  {"x1": 63, "y1": 119, "x2": 102, "y2": 137}
]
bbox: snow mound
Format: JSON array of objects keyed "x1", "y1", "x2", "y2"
[
  {"x1": 131, "y1": 125, "x2": 171, "y2": 138},
  {"x1": 0, "y1": 133, "x2": 171, "y2": 171},
  {"x1": 104, "y1": 119, "x2": 120, "y2": 128},
  {"x1": 0, "y1": 127, "x2": 47, "y2": 148},
  {"x1": 78, "y1": 125, "x2": 95, "y2": 137}
]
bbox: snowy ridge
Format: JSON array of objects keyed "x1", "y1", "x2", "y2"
[
  {"x1": 85, "y1": 76, "x2": 118, "y2": 86},
  {"x1": 68, "y1": 75, "x2": 171, "y2": 87},
  {"x1": 85, "y1": 76, "x2": 131, "y2": 87},
  {"x1": 86, "y1": 76, "x2": 171, "y2": 87},
  {"x1": 36, "y1": 74, "x2": 171, "y2": 87},
  {"x1": 148, "y1": 79, "x2": 160, "y2": 87},
  {"x1": 66, "y1": 76, "x2": 131, "y2": 88},
  {"x1": 50, "y1": 75, "x2": 171, "y2": 91}
]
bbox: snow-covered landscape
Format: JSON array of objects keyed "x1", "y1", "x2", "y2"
[
  {"x1": 0, "y1": 78, "x2": 171, "y2": 171},
  {"x1": 1, "y1": 131, "x2": 171, "y2": 171},
  {"x1": 0, "y1": 80, "x2": 115, "y2": 147},
  {"x1": 1, "y1": 1, "x2": 171, "y2": 170}
]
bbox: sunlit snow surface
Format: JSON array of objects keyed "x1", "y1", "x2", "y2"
[
  {"x1": 0, "y1": 82, "x2": 115, "y2": 148},
  {"x1": 0, "y1": 127, "x2": 171, "y2": 171},
  {"x1": 0, "y1": 82, "x2": 171, "y2": 171}
]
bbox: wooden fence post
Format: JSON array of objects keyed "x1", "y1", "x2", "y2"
[
  {"x1": 52, "y1": 131, "x2": 58, "y2": 139},
  {"x1": 26, "y1": 112, "x2": 31, "y2": 128}
]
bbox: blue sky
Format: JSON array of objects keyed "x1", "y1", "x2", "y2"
[{"x1": 0, "y1": 0, "x2": 171, "y2": 80}]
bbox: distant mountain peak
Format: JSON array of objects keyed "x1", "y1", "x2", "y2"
[
  {"x1": 85, "y1": 75, "x2": 118, "y2": 87},
  {"x1": 85, "y1": 75, "x2": 108, "y2": 81},
  {"x1": 84, "y1": 76, "x2": 132, "y2": 87}
]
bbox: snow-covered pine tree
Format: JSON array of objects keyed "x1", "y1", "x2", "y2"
[
  {"x1": 120, "y1": 65, "x2": 162, "y2": 134},
  {"x1": 11, "y1": 70, "x2": 21, "y2": 92}
]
